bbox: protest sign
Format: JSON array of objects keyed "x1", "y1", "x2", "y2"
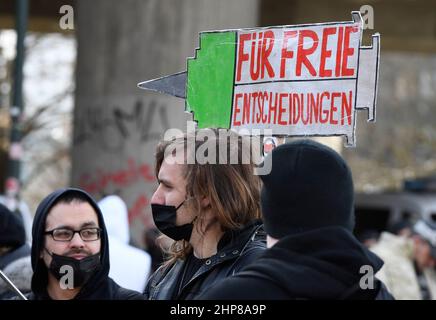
[{"x1": 139, "y1": 11, "x2": 380, "y2": 146}]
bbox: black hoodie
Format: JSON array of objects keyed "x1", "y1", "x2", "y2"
[
  {"x1": 28, "y1": 188, "x2": 144, "y2": 300},
  {"x1": 199, "y1": 226, "x2": 394, "y2": 300}
]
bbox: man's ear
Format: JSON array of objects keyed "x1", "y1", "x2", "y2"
[{"x1": 200, "y1": 196, "x2": 210, "y2": 209}]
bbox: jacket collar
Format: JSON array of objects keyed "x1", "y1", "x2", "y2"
[
  {"x1": 180, "y1": 220, "x2": 264, "y2": 296},
  {"x1": 148, "y1": 220, "x2": 264, "y2": 299}
]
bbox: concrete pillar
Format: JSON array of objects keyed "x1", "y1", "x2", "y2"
[{"x1": 72, "y1": 0, "x2": 259, "y2": 245}]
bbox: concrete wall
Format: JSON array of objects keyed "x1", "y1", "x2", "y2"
[{"x1": 72, "y1": 0, "x2": 260, "y2": 245}]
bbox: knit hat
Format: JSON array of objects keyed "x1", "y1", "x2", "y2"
[
  {"x1": 260, "y1": 139, "x2": 355, "y2": 239},
  {"x1": 0, "y1": 203, "x2": 26, "y2": 248}
]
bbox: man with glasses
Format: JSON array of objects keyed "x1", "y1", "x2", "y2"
[{"x1": 25, "y1": 188, "x2": 144, "y2": 300}]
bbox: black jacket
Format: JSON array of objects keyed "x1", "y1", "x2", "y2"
[
  {"x1": 144, "y1": 220, "x2": 266, "y2": 300},
  {"x1": 28, "y1": 188, "x2": 144, "y2": 300},
  {"x1": 199, "y1": 226, "x2": 394, "y2": 300}
]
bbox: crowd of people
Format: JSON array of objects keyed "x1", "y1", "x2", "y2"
[{"x1": 1, "y1": 129, "x2": 436, "y2": 300}]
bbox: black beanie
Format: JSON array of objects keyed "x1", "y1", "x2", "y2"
[
  {"x1": 0, "y1": 203, "x2": 26, "y2": 248},
  {"x1": 260, "y1": 139, "x2": 355, "y2": 239}
]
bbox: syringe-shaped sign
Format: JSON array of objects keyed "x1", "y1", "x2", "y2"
[{"x1": 138, "y1": 11, "x2": 380, "y2": 147}]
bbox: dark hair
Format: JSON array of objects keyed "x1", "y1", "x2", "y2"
[
  {"x1": 44, "y1": 189, "x2": 99, "y2": 238},
  {"x1": 388, "y1": 220, "x2": 412, "y2": 235},
  {"x1": 50, "y1": 189, "x2": 91, "y2": 208}
]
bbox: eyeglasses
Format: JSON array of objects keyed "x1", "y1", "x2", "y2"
[{"x1": 44, "y1": 227, "x2": 102, "y2": 242}]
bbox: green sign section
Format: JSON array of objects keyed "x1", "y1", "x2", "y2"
[{"x1": 187, "y1": 31, "x2": 236, "y2": 128}]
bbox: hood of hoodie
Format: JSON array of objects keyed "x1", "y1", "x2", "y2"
[
  {"x1": 30, "y1": 188, "x2": 110, "y2": 299},
  {"x1": 247, "y1": 226, "x2": 384, "y2": 299},
  {"x1": 98, "y1": 195, "x2": 129, "y2": 244}
]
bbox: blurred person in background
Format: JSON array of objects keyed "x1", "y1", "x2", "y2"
[
  {"x1": 370, "y1": 220, "x2": 420, "y2": 299},
  {"x1": 143, "y1": 228, "x2": 168, "y2": 274},
  {"x1": 0, "y1": 194, "x2": 33, "y2": 244},
  {"x1": 371, "y1": 218, "x2": 436, "y2": 299},
  {"x1": 411, "y1": 219, "x2": 436, "y2": 299},
  {"x1": 98, "y1": 194, "x2": 151, "y2": 292},
  {"x1": 0, "y1": 203, "x2": 31, "y2": 299}
]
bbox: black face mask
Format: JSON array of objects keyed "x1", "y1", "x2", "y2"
[
  {"x1": 151, "y1": 200, "x2": 195, "y2": 241},
  {"x1": 46, "y1": 250, "x2": 101, "y2": 288}
]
